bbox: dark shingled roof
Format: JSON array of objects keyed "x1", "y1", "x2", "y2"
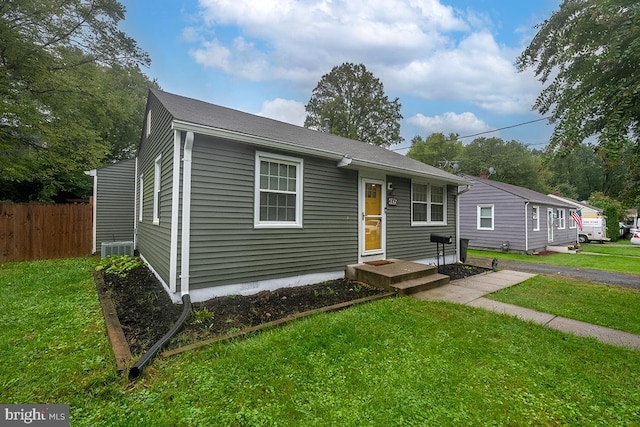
[
  {"x1": 462, "y1": 175, "x2": 577, "y2": 207},
  {"x1": 150, "y1": 89, "x2": 469, "y2": 185}
]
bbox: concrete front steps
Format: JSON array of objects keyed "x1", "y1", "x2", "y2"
[{"x1": 345, "y1": 260, "x2": 449, "y2": 295}]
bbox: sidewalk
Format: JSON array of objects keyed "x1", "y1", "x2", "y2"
[{"x1": 413, "y1": 270, "x2": 640, "y2": 350}]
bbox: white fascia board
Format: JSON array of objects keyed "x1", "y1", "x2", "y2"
[
  {"x1": 172, "y1": 119, "x2": 470, "y2": 186},
  {"x1": 172, "y1": 120, "x2": 343, "y2": 161}
]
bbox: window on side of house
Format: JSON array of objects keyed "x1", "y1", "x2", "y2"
[
  {"x1": 254, "y1": 151, "x2": 303, "y2": 228},
  {"x1": 411, "y1": 182, "x2": 447, "y2": 226},
  {"x1": 557, "y1": 208, "x2": 565, "y2": 229},
  {"x1": 477, "y1": 205, "x2": 494, "y2": 230},
  {"x1": 569, "y1": 209, "x2": 577, "y2": 229},
  {"x1": 138, "y1": 174, "x2": 144, "y2": 222},
  {"x1": 532, "y1": 205, "x2": 540, "y2": 231},
  {"x1": 153, "y1": 155, "x2": 161, "y2": 225},
  {"x1": 146, "y1": 110, "x2": 151, "y2": 137}
]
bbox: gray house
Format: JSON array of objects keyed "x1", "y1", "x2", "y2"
[
  {"x1": 87, "y1": 158, "x2": 136, "y2": 254},
  {"x1": 459, "y1": 175, "x2": 578, "y2": 253},
  {"x1": 133, "y1": 89, "x2": 470, "y2": 302}
]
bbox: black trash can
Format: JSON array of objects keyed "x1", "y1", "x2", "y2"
[{"x1": 460, "y1": 238, "x2": 470, "y2": 263}]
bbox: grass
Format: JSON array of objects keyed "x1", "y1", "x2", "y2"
[
  {"x1": 469, "y1": 248, "x2": 640, "y2": 275},
  {"x1": 580, "y1": 242, "x2": 640, "y2": 257},
  {"x1": 2, "y1": 258, "x2": 640, "y2": 425},
  {"x1": 489, "y1": 275, "x2": 640, "y2": 335}
]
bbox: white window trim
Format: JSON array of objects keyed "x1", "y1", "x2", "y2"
[
  {"x1": 138, "y1": 174, "x2": 144, "y2": 222},
  {"x1": 254, "y1": 151, "x2": 303, "y2": 229},
  {"x1": 477, "y1": 204, "x2": 494, "y2": 230},
  {"x1": 557, "y1": 208, "x2": 565, "y2": 229},
  {"x1": 153, "y1": 155, "x2": 161, "y2": 225},
  {"x1": 410, "y1": 181, "x2": 447, "y2": 226},
  {"x1": 569, "y1": 209, "x2": 577, "y2": 229},
  {"x1": 532, "y1": 205, "x2": 540, "y2": 231},
  {"x1": 146, "y1": 110, "x2": 152, "y2": 137}
]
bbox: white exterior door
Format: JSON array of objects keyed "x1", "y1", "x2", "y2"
[
  {"x1": 359, "y1": 178, "x2": 386, "y2": 262},
  {"x1": 547, "y1": 208, "x2": 554, "y2": 243}
]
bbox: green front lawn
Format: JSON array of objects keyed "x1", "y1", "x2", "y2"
[
  {"x1": 2, "y1": 258, "x2": 640, "y2": 426},
  {"x1": 580, "y1": 242, "x2": 640, "y2": 257},
  {"x1": 469, "y1": 248, "x2": 640, "y2": 275},
  {"x1": 489, "y1": 275, "x2": 640, "y2": 335}
]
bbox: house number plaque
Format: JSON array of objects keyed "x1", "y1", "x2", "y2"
[{"x1": 387, "y1": 197, "x2": 398, "y2": 206}]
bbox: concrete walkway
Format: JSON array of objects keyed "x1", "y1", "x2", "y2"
[{"x1": 413, "y1": 270, "x2": 640, "y2": 350}]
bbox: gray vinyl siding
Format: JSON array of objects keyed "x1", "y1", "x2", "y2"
[
  {"x1": 386, "y1": 177, "x2": 457, "y2": 260},
  {"x1": 95, "y1": 158, "x2": 135, "y2": 252},
  {"x1": 460, "y1": 180, "x2": 577, "y2": 253},
  {"x1": 136, "y1": 95, "x2": 175, "y2": 286},
  {"x1": 188, "y1": 135, "x2": 358, "y2": 290}
]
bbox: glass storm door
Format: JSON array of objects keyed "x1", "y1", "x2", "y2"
[
  {"x1": 547, "y1": 208, "x2": 554, "y2": 243},
  {"x1": 362, "y1": 180, "x2": 384, "y2": 255}
]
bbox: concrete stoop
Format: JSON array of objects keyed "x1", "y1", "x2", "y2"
[{"x1": 345, "y1": 260, "x2": 449, "y2": 295}]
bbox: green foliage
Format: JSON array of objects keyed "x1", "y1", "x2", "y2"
[
  {"x1": 193, "y1": 308, "x2": 214, "y2": 323},
  {"x1": 588, "y1": 192, "x2": 624, "y2": 241},
  {"x1": 518, "y1": 0, "x2": 640, "y2": 153},
  {"x1": 406, "y1": 132, "x2": 463, "y2": 170},
  {"x1": 0, "y1": 0, "x2": 155, "y2": 201},
  {"x1": 95, "y1": 255, "x2": 144, "y2": 277},
  {"x1": 458, "y1": 137, "x2": 549, "y2": 192},
  {"x1": 304, "y1": 62, "x2": 403, "y2": 147}
]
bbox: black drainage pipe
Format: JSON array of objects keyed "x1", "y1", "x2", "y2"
[{"x1": 129, "y1": 294, "x2": 191, "y2": 381}]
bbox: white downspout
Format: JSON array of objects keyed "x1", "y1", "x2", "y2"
[
  {"x1": 456, "y1": 184, "x2": 471, "y2": 262},
  {"x1": 180, "y1": 132, "x2": 194, "y2": 296},
  {"x1": 169, "y1": 130, "x2": 181, "y2": 292},
  {"x1": 85, "y1": 169, "x2": 97, "y2": 254},
  {"x1": 524, "y1": 201, "x2": 529, "y2": 253},
  {"x1": 134, "y1": 158, "x2": 138, "y2": 249}
]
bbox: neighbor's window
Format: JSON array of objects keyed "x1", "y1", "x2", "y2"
[
  {"x1": 557, "y1": 208, "x2": 565, "y2": 229},
  {"x1": 153, "y1": 155, "x2": 161, "y2": 225},
  {"x1": 532, "y1": 205, "x2": 540, "y2": 231},
  {"x1": 411, "y1": 182, "x2": 447, "y2": 225},
  {"x1": 254, "y1": 152, "x2": 303, "y2": 228},
  {"x1": 569, "y1": 209, "x2": 577, "y2": 229},
  {"x1": 477, "y1": 205, "x2": 494, "y2": 230},
  {"x1": 138, "y1": 174, "x2": 144, "y2": 222}
]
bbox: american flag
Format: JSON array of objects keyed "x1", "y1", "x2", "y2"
[{"x1": 571, "y1": 209, "x2": 582, "y2": 231}]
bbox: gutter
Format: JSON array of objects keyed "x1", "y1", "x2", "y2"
[
  {"x1": 180, "y1": 131, "x2": 194, "y2": 296},
  {"x1": 171, "y1": 120, "x2": 470, "y2": 186}
]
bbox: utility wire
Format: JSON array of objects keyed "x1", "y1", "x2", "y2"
[{"x1": 390, "y1": 115, "x2": 552, "y2": 152}]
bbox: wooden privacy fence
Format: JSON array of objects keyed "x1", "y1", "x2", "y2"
[{"x1": 0, "y1": 202, "x2": 92, "y2": 262}]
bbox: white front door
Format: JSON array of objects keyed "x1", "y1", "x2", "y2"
[
  {"x1": 360, "y1": 178, "x2": 386, "y2": 261},
  {"x1": 547, "y1": 208, "x2": 554, "y2": 243}
]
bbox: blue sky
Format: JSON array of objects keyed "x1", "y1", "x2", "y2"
[{"x1": 120, "y1": 0, "x2": 560, "y2": 153}]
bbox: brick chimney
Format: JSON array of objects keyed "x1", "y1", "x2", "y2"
[{"x1": 479, "y1": 170, "x2": 489, "y2": 179}]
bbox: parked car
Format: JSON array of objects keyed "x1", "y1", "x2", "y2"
[{"x1": 631, "y1": 231, "x2": 640, "y2": 246}]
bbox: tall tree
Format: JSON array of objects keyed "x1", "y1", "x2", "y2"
[
  {"x1": 517, "y1": 0, "x2": 640, "y2": 155},
  {"x1": 0, "y1": 0, "x2": 151, "y2": 201},
  {"x1": 407, "y1": 133, "x2": 463, "y2": 171},
  {"x1": 458, "y1": 137, "x2": 548, "y2": 192},
  {"x1": 304, "y1": 63, "x2": 403, "y2": 147}
]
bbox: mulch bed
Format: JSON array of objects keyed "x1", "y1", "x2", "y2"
[{"x1": 100, "y1": 262, "x2": 490, "y2": 356}]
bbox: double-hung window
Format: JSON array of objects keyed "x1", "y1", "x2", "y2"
[
  {"x1": 153, "y1": 155, "x2": 161, "y2": 225},
  {"x1": 477, "y1": 205, "x2": 494, "y2": 230},
  {"x1": 411, "y1": 182, "x2": 446, "y2": 225},
  {"x1": 557, "y1": 208, "x2": 565, "y2": 229},
  {"x1": 532, "y1": 205, "x2": 540, "y2": 231},
  {"x1": 569, "y1": 209, "x2": 577, "y2": 229},
  {"x1": 255, "y1": 152, "x2": 303, "y2": 228}
]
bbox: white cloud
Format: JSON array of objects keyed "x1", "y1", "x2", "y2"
[
  {"x1": 257, "y1": 98, "x2": 307, "y2": 126},
  {"x1": 188, "y1": 0, "x2": 543, "y2": 114},
  {"x1": 407, "y1": 112, "x2": 491, "y2": 136}
]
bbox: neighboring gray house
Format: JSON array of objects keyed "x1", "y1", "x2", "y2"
[
  {"x1": 87, "y1": 158, "x2": 136, "y2": 254},
  {"x1": 459, "y1": 175, "x2": 578, "y2": 253},
  {"x1": 132, "y1": 89, "x2": 470, "y2": 302}
]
